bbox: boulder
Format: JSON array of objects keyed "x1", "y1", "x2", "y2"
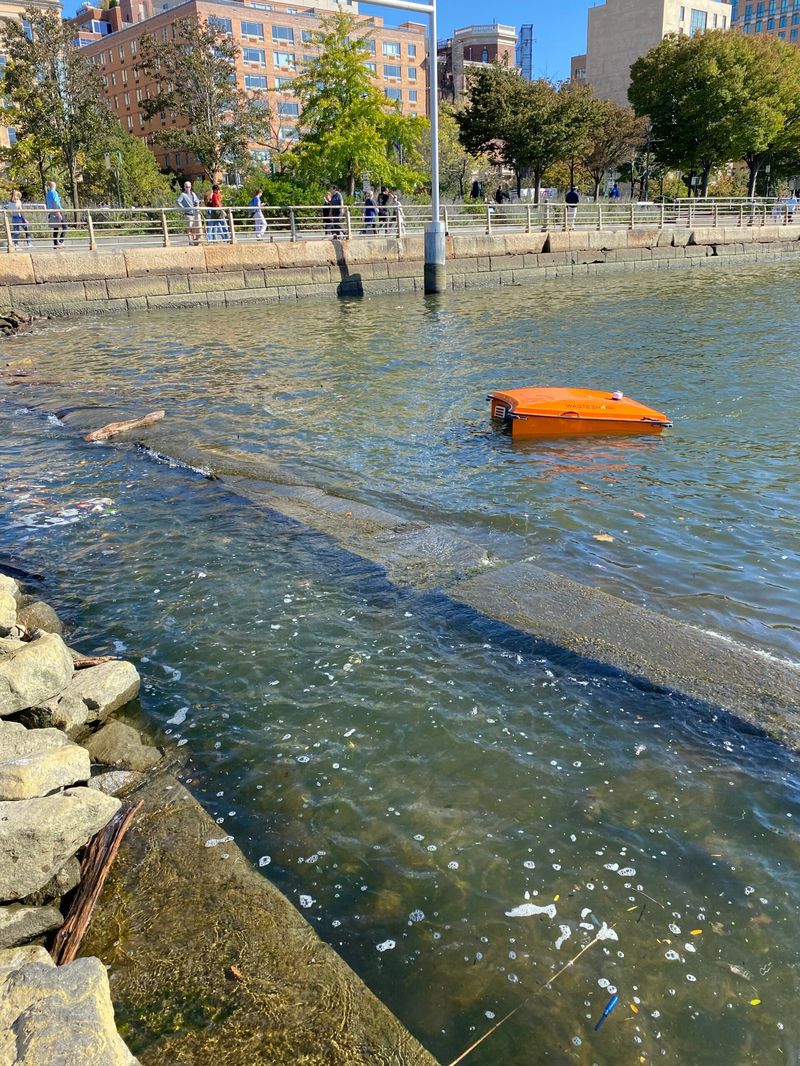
[
  {"x1": 0, "y1": 575, "x2": 21, "y2": 603},
  {"x1": 0, "y1": 633, "x2": 74, "y2": 718},
  {"x1": 21, "y1": 660, "x2": 140, "y2": 733},
  {"x1": 88, "y1": 769, "x2": 146, "y2": 797},
  {"x1": 0, "y1": 903, "x2": 62, "y2": 949},
  {"x1": 0, "y1": 720, "x2": 90, "y2": 800},
  {"x1": 86, "y1": 721, "x2": 161, "y2": 773},
  {"x1": 16, "y1": 601, "x2": 64, "y2": 637},
  {"x1": 0, "y1": 944, "x2": 52, "y2": 974},
  {"x1": 0, "y1": 955, "x2": 139, "y2": 1065},
  {"x1": 0, "y1": 787, "x2": 120, "y2": 901},
  {"x1": 0, "y1": 594, "x2": 15, "y2": 637},
  {"x1": 19, "y1": 858, "x2": 81, "y2": 907}
]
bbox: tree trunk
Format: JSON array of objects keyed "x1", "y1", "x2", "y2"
[
  {"x1": 515, "y1": 168, "x2": 521, "y2": 197},
  {"x1": 700, "y1": 165, "x2": 711, "y2": 198},
  {"x1": 533, "y1": 167, "x2": 542, "y2": 205},
  {"x1": 592, "y1": 175, "x2": 601, "y2": 202},
  {"x1": 347, "y1": 173, "x2": 355, "y2": 197},
  {"x1": 746, "y1": 158, "x2": 759, "y2": 198}
]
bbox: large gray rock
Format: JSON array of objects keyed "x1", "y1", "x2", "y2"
[
  {"x1": 0, "y1": 903, "x2": 62, "y2": 949},
  {"x1": 0, "y1": 576, "x2": 21, "y2": 636},
  {"x1": 0, "y1": 720, "x2": 90, "y2": 800},
  {"x1": 88, "y1": 769, "x2": 146, "y2": 797},
  {"x1": 21, "y1": 660, "x2": 140, "y2": 733},
  {"x1": 0, "y1": 944, "x2": 51, "y2": 974},
  {"x1": 17, "y1": 601, "x2": 64, "y2": 637},
  {"x1": 0, "y1": 575, "x2": 21, "y2": 603},
  {"x1": 19, "y1": 858, "x2": 81, "y2": 907},
  {"x1": 0, "y1": 633, "x2": 74, "y2": 718},
  {"x1": 86, "y1": 721, "x2": 161, "y2": 773},
  {"x1": 0, "y1": 955, "x2": 139, "y2": 1065},
  {"x1": 0, "y1": 787, "x2": 120, "y2": 901}
]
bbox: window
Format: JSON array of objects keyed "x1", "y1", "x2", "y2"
[
  {"x1": 712, "y1": 12, "x2": 718, "y2": 25},
  {"x1": 118, "y1": 44, "x2": 125, "y2": 60},
  {"x1": 408, "y1": 65, "x2": 416, "y2": 80},
  {"x1": 769, "y1": 0, "x2": 776, "y2": 12},
  {"x1": 136, "y1": 88, "x2": 143, "y2": 101},
  {"x1": 780, "y1": 14, "x2": 788, "y2": 23},
  {"x1": 364, "y1": 37, "x2": 375, "y2": 53},
  {"x1": 408, "y1": 89, "x2": 417, "y2": 102},
  {"x1": 7, "y1": 127, "x2": 16, "y2": 145},
  {"x1": 131, "y1": 38, "x2": 137, "y2": 56},
  {"x1": 679, "y1": 5, "x2": 685, "y2": 19},
  {"x1": 408, "y1": 42, "x2": 416, "y2": 57},
  {"x1": 278, "y1": 99, "x2": 299, "y2": 116},
  {"x1": 99, "y1": 50, "x2": 106, "y2": 65},
  {"x1": 689, "y1": 8, "x2": 708, "y2": 32},
  {"x1": 139, "y1": 112, "x2": 145, "y2": 127},
  {"x1": 364, "y1": 61, "x2": 376, "y2": 72},
  {"x1": 127, "y1": 115, "x2": 133, "y2": 130},
  {"x1": 792, "y1": 25, "x2": 798, "y2": 34},
  {"x1": 245, "y1": 73, "x2": 267, "y2": 90},
  {"x1": 121, "y1": 68, "x2": 128, "y2": 84},
  {"x1": 722, "y1": 14, "x2": 727, "y2": 25},
  {"x1": 111, "y1": 71, "x2": 116, "y2": 85},
  {"x1": 746, "y1": 4, "x2": 753, "y2": 14},
  {"x1": 383, "y1": 63, "x2": 401, "y2": 78},
  {"x1": 273, "y1": 50, "x2": 295, "y2": 68},
  {"x1": 241, "y1": 20, "x2": 264, "y2": 38},
  {"x1": 756, "y1": 18, "x2": 763, "y2": 27},
  {"x1": 21, "y1": 19, "x2": 32, "y2": 40},
  {"x1": 124, "y1": 91, "x2": 130, "y2": 108},
  {"x1": 102, "y1": 74, "x2": 108, "y2": 87},
  {"x1": 251, "y1": 3, "x2": 271, "y2": 9},
  {"x1": 794, "y1": 11, "x2": 799, "y2": 20},
  {"x1": 243, "y1": 47, "x2": 266, "y2": 63},
  {"x1": 275, "y1": 75, "x2": 294, "y2": 89},
  {"x1": 161, "y1": 27, "x2": 168, "y2": 41},
  {"x1": 301, "y1": 29, "x2": 313, "y2": 41},
  {"x1": 272, "y1": 25, "x2": 294, "y2": 43},
  {"x1": 768, "y1": 16, "x2": 775, "y2": 25},
  {"x1": 209, "y1": 16, "x2": 232, "y2": 33},
  {"x1": 383, "y1": 40, "x2": 400, "y2": 56},
  {"x1": 385, "y1": 86, "x2": 401, "y2": 101},
  {"x1": 757, "y1": 2, "x2": 764, "y2": 13},
  {"x1": 278, "y1": 125, "x2": 298, "y2": 141}
]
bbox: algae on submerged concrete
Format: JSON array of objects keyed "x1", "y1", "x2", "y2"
[{"x1": 81, "y1": 772, "x2": 438, "y2": 1066}]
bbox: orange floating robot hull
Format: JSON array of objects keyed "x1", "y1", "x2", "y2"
[{"x1": 488, "y1": 387, "x2": 672, "y2": 439}]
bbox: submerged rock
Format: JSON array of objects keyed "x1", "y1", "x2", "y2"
[
  {"x1": 21, "y1": 660, "x2": 140, "y2": 733},
  {"x1": 88, "y1": 770, "x2": 147, "y2": 797},
  {"x1": 0, "y1": 903, "x2": 62, "y2": 949},
  {"x1": 0, "y1": 787, "x2": 120, "y2": 901},
  {"x1": 0, "y1": 954, "x2": 139, "y2": 1065},
  {"x1": 86, "y1": 722, "x2": 161, "y2": 773},
  {"x1": 0, "y1": 720, "x2": 90, "y2": 800},
  {"x1": 0, "y1": 633, "x2": 74, "y2": 718},
  {"x1": 19, "y1": 858, "x2": 81, "y2": 907},
  {"x1": 17, "y1": 601, "x2": 64, "y2": 637}
]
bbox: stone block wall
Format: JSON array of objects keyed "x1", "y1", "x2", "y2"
[{"x1": 2, "y1": 225, "x2": 800, "y2": 317}]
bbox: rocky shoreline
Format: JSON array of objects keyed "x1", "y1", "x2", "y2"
[{"x1": 0, "y1": 570, "x2": 438, "y2": 1066}]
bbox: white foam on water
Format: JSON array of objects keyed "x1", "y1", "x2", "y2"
[
  {"x1": 205, "y1": 835, "x2": 233, "y2": 848},
  {"x1": 258, "y1": 855, "x2": 271, "y2": 867},
  {"x1": 555, "y1": 924, "x2": 572, "y2": 950},
  {"x1": 166, "y1": 706, "x2": 188, "y2": 726},
  {"x1": 505, "y1": 902, "x2": 557, "y2": 919},
  {"x1": 596, "y1": 922, "x2": 618, "y2": 942},
  {"x1": 298, "y1": 894, "x2": 314, "y2": 908},
  {"x1": 376, "y1": 939, "x2": 396, "y2": 952}
]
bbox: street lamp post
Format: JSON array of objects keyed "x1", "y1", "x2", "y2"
[{"x1": 361, "y1": 0, "x2": 445, "y2": 293}]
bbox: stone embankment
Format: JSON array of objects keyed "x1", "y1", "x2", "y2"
[
  {"x1": 0, "y1": 571, "x2": 437, "y2": 1066},
  {"x1": 2, "y1": 224, "x2": 800, "y2": 316},
  {"x1": 0, "y1": 572, "x2": 149, "y2": 1065}
]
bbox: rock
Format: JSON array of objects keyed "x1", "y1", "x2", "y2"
[
  {"x1": 0, "y1": 576, "x2": 20, "y2": 636},
  {"x1": 0, "y1": 944, "x2": 52, "y2": 975},
  {"x1": 88, "y1": 769, "x2": 146, "y2": 797},
  {"x1": 0, "y1": 955, "x2": 139, "y2": 1065},
  {"x1": 0, "y1": 633, "x2": 74, "y2": 718},
  {"x1": 16, "y1": 601, "x2": 64, "y2": 636},
  {"x1": 0, "y1": 720, "x2": 91, "y2": 800},
  {"x1": 0, "y1": 575, "x2": 21, "y2": 602},
  {"x1": 19, "y1": 858, "x2": 81, "y2": 907},
  {"x1": 20, "y1": 660, "x2": 140, "y2": 733},
  {"x1": 0, "y1": 637, "x2": 25, "y2": 655},
  {"x1": 0, "y1": 903, "x2": 62, "y2": 948},
  {"x1": 0, "y1": 787, "x2": 120, "y2": 901},
  {"x1": 86, "y1": 721, "x2": 161, "y2": 773}
]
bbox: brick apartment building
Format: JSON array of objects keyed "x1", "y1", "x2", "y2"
[
  {"x1": 75, "y1": 0, "x2": 428, "y2": 179},
  {"x1": 436, "y1": 22, "x2": 517, "y2": 102},
  {"x1": 731, "y1": 0, "x2": 800, "y2": 42}
]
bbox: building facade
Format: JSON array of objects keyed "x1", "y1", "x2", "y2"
[
  {"x1": 572, "y1": 0, "x2": 732, "y2": 105},
  {"x1": 732, "y1": 0, "x2": 800, "y2": 42},
  {"x1": 515, "y1": 22, "x2": 533, "y2": 79},
  {"x1": 436, "y1": 22, "x2": 517, "y2": 102},
  {"x1": 76, "y1": 0, "x2": 427, "y2": 178}
]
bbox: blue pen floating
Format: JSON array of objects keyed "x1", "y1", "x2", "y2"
[{"x1": 593, "y1": 994, "x2": 619, "y2": 1031}]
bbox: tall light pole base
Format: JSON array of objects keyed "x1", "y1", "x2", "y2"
[{"x1": 424, "y1": 220, "x2": 446, "y2": 294}]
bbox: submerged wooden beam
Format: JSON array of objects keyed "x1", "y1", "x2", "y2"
[{"x1": 85, "y1": 410, "x2": 165, "y2": 442}]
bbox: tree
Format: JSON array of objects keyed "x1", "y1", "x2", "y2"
[
  {"x1": 418, "y1": 105, "x2": 488, "y2": 200},
  {"x1": 288, "y1": 12, "x2": 427, "y2": 196},
  {"x1": 81, "y1": 128, "x2": 174, "y2": 206},
  {"x1": 137, "y1": 17, "x2": 273, "y2": 180},
  {"x1": 629, "y1": 31, "x2": 800, "y2": 197},
  {"x1": 0, "y1": 7, "x2": 114, "y2": 208},
  {"x1": 580, "y1": 101, "x2": 646, "y2": 201},
  {"x1": 457, "y1": 67, "x2": 596, "y2": 202}
]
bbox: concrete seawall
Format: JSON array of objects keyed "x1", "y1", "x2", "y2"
[{"x1": 4, "y1": 225, "x2": 800, "y2": 316}]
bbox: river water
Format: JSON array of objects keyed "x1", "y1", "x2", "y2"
[{"x1": 2, "y1": 262, "x2": 799, "y2": 1064}]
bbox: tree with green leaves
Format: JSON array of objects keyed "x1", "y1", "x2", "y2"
[
  {"x1": 81, "y1": 128, "x2": 174, "y2": 206},
  {"x1": 457, "y1": 67, "x2": 597, "y2": 202},
  {"x1": 629, "y1": 31, "x2": 800, "y2": 197},
  {"x1": 580, "y1": 101, "x2": 646, "y2": 201},
  {"x1": 288, "y1": 12, "x2": 427, "y2": 196},
  {"x1": 0, "y1": 7, "x2": 114, "y2": 207},
  {"x1": 136, "y1": 17, "x2": 273, "y2": 180},
  {"x1": 418, "y1": 104, "x2": 488, "y2": 200}
]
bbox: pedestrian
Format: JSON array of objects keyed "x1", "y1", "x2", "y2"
[
  {"x1": 177, "y1": 180, "x2": 201, "y2": 244},
  {"x1": 7, "y1": 189, "x2": 31, "y2": 250},
  {"x1": 207, "y1": 183, "x2": 228, "y2": 241},
  {"x1": 250, "y1": 188, "x2": 266, "y2": 240},
  {"x1": 362, "y1": 188, "x2": 377, "y2": 234},
  {"x1": 329, "y1": 184, "x2": 344, "y2": 239},
  {"x1": 610, "y1": 182, "x2": 620, "y2": 200},
  {"x1": 322, "y1": 189, "x2": 333, "y2": 236},
  {"x1": 377, "y1": 186, "x2": 391, "y2": 232},
  {"x1": 45, "y1": 181, "x2": 66, "y2": 248},
  {"x1": 786, "y1": 190, "x2": 798, "y2": 224},
  {"x1": 565, "y1": 184, "x2": 580, "y2": 229}
]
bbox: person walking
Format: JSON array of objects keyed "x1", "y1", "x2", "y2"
[
  {"x1": 786, "y1": 190, "x2": 798, "y2": 224},
  {"x1": 177, "y1": 180, "x2": 201, "y2": 244},
  {"x1": 377, "y1": 186, "x2": 391, "y2": 232},
  {"x1": 45, "y1": 181, "x2": 66, "y2": 248},
  {"x1": 207, "y1": 183, "x2": 228, "y2": 241},
  {"x1": 362, "y1": 189, "x2": 377, "y2": 234},
  {"x1": 610, "y1": 182, "x2": 621, "y2": 200},
  {"x1": 565, "y1": 185, "x2": 580, "y2": 229},
  {"x1": 250, "y1": 188, "x2": 266, "y2": 240},
  {"x1": 7, "y1": 190, "x2": 31, "y2": 250},
  {"x1": 329, "y1": 185, "x2": 344, "y2": 239},
  {"x1": 322, "y1": 189, "x2": 333, "y2": 237}
]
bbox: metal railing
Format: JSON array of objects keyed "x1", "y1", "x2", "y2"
[{"x1": 2, "y1": 198, "x2": 798, "y2": 253}]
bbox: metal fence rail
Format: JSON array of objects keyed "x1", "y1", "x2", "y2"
[{"x1": 2, "y1": 198, "x2": 798, "y2": 253}]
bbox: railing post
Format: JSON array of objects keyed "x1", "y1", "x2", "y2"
[
  {"x1": 713, "y1": 203, "x2": 718, "y2": 227},
  {"x1": 227, "y1": 208, "x2": 236, "y2": 244},
  {"x1": 443, "y1": 205, "x2": 449, "y2": 233},
  {"x1": 289, "y1": 208, "x2": 297, "y2": 241},
  {"x1": 739, "y1": 203, "x2": 743, "y2": 228},
  {"x1": 525, "y1": 203, "x2": 531, "y2": 233},
  {"x1": 3, "y1": 211, "x2": 13, "y2": 253},
  {"x1": 160, "y1": 209, "x2": 170, "y2": 247},
  {"x1": 86, "y1": 210, "x2": 97, "y2": 251},
  {"x1": 486, "y1": 204, "x2": 492, "y2": 235},
  {"x1": 597, "y1": 203, "x2": 603, "y2": 231},
  {"x1": 689, "y1": 200, "x2": 694, "y2": 228},
  {"x1": 345, "y1": 205, "x2": 352, "y2": 241},
  {"x1": 629, "y1": 202, "x2": 635, "y2": 230},
  {"x1": 660, "y1": 202, "x2": 665, "y2": 229}
]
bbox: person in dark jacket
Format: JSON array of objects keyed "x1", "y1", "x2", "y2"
[{"x1": 565, "y1": 185, "x2": 580, "y2": 229}]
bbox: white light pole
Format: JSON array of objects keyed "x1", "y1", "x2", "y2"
[{"x1": 360, "y1": 0, "x2": 445, "y2": 293}]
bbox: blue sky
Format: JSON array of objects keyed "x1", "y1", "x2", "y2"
[{"x1": 64, "y1": 0, "x2": 591, "y2": 82}]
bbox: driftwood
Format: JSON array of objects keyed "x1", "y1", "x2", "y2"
[
  {"x1": 51, "y1": 799, "x2": 142, "y2": 965},
  {"x1": 72, "y1": 654, "x2": 120, "y2": 670},
  {"x1": 84, "y1": 410, "x2": 165, "y2": 442}
]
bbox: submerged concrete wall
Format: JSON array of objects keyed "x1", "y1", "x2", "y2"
[{"x1": 3, "y1": 226, "x2": 800, "y2": 316}]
